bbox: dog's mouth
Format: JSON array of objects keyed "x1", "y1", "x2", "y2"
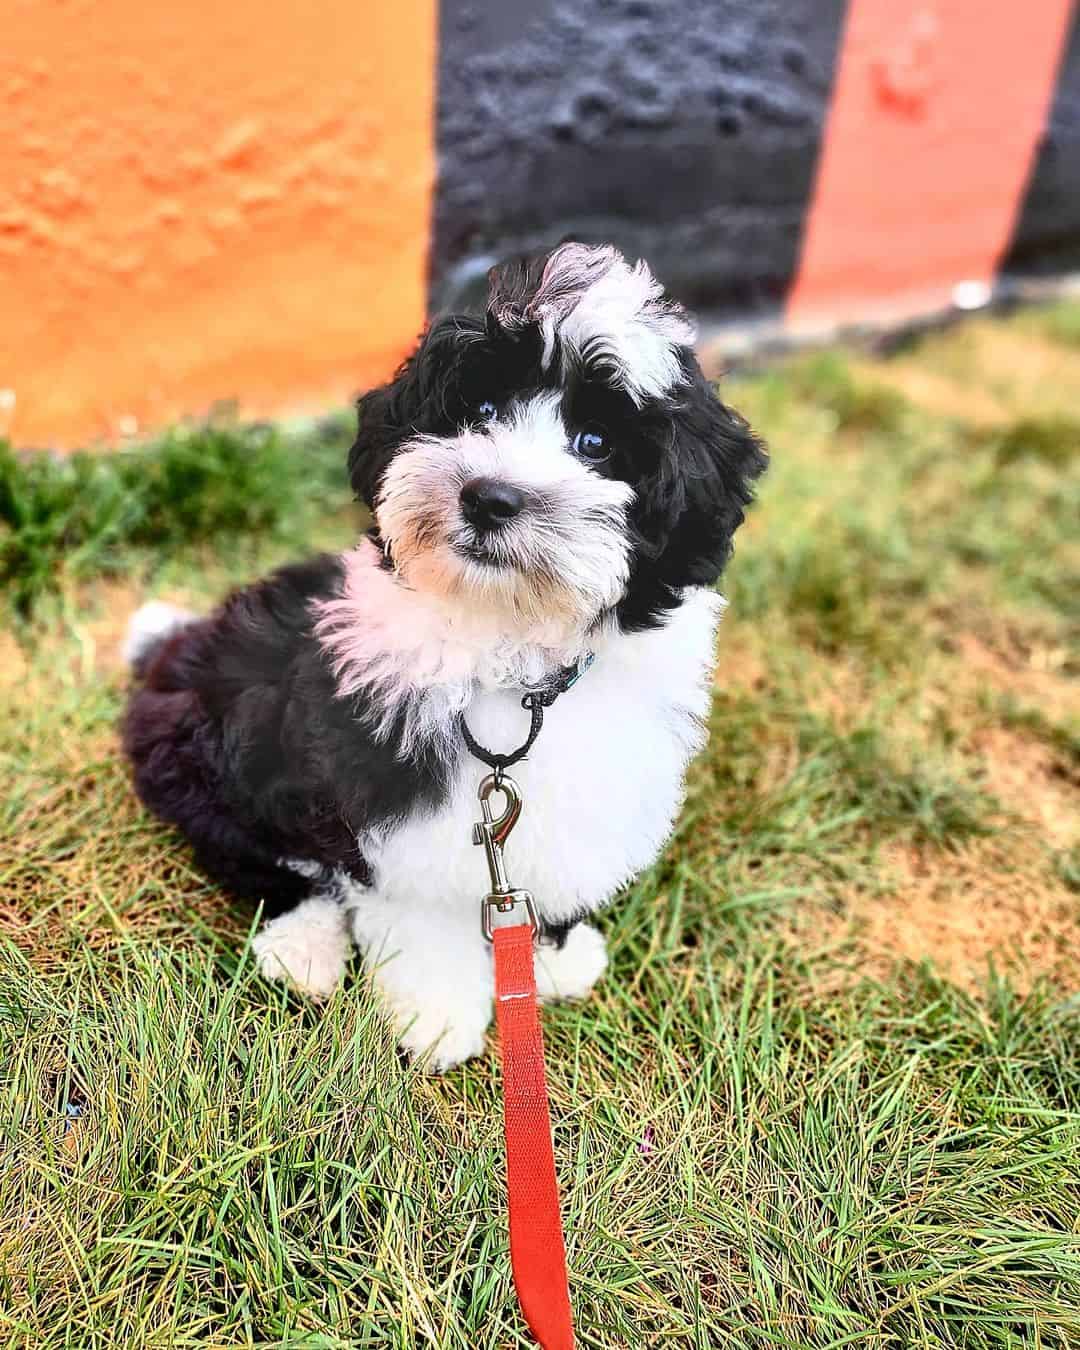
[{"x1": 454, "y1": 536, "x2": 513, "y2": 569}]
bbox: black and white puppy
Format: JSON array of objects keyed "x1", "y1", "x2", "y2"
[{"x1": 123, "y1": 243, "x2": 766, "y2": 1070}]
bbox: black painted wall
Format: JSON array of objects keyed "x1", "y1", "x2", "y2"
[
  {"x1": 1003, "y1": 10, "x2": 1080, "y2": 278},
  {"x1": 433, "y1": 0, "x2": 850, "y2": 316}
]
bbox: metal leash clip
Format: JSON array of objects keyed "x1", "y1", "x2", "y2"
[{"x1": 473, "y1": 773, "x2": 539, "y2": 942}]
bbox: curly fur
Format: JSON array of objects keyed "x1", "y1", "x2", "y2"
[{"x1": 123, "y1": 243, "x2": 766, "y2": 1069}]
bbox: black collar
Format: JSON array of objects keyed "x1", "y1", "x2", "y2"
[{"x1": 460, "y1": 652, "x2": 595, "y2": 773}]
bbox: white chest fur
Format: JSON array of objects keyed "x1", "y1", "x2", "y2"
[{"x1": 360, "y1": 587, "x2": 722, "y2": 925}]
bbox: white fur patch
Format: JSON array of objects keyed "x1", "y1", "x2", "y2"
[
  {"x1": 329, "y1": 586, "x2": 723, "y2": 1070},
  {"x1": 347, "y1": 893, "x2": 494, "y2": 1071},
  {"x1": 535, "y1": 923, "x2": 608, "y2": 1002},
  {"x1": 123, "y1": 601, "x2": 197, "y2": 667},
  {"x1": 252, "y1": 896, "x2": 351, "y2": 1000},
  {"x1": 315, "y1": 394, "x2": 634, "y2": 759},
  {"x1": 495, "y1": 243, "x2": 696, "y2": 404},
  {"x1": 318, "y1": 581, "x2": 723, "y2": 1069},
  {"x1": 315, "y1": 537, "x2": 595, "y2": 761},
  {"x1": 354, "y1": 586, "x2": 722, "y2": 931}
]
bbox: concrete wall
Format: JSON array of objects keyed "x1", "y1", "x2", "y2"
[
  {"x1": 785, "y1": 1, "x2": 1077, "y2": 328},
  {"x1": 432, "y1": 0, "x2": 849, "y2": 314},
  {"x1": 1, "y1": 0, "x2": 1077, "y2": 449},
  {"x1": 1003, "y1": 12, "x2": 1080, "y2": 278},
  {"x1": 0, "y1": 0, "x2": 436, "y2": 447}
]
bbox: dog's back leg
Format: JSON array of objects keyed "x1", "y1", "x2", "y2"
[
  {"x1": 247, "y1": 869, "x2": 353, "y2": 1001},
  {"x1": 124, "y1": 674, "x2": 354, "y2": 1000},
  {"x1": 181, "y1": 815, "x2": 354, "y2": 1001}
]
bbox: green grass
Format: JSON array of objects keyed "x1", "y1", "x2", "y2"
[
  {"x1": 985, "y1": 415, "x2": 1080, "y2": 470},
  {"x1": 2, "y1": 304, "x2": 1078, "y2": 1347},
  {"x1": 0, "y1": 415, "x2": 354, "y2": 617}
]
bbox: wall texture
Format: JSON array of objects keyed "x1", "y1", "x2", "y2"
[
  {"x1": 786, "y1": 0, "x2": 1076, "y2": 326},
  {"x1": 0, "y1": 0, "x2": 436, "y2": 447},
  {"x1": 1003, "y1": 10, "x2": 1080, "y2": 278},
  {"x1": 1, "y1": 0, "x2": 1077, "y2": 449},
  {"x1": 432, "y1": 0, "x2": 850, "y2": 314}
]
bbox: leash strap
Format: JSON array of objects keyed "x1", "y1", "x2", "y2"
[{"x1": 493, "y1": 923, "x2": 575, "y2": 1350}]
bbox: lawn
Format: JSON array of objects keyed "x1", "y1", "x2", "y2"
[{"x1": 1, "y1": 304, "x2": 1078, "y2": 1348}]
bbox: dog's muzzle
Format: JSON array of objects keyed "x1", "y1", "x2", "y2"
[{"x1": 460, "y1": 477, "x2": 526, "y2": 533}]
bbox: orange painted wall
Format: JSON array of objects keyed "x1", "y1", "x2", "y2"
[
  {"x1": 0, "y1": 0, "x2": 436, "y2": 448},
  {"x1": 787, "y1": 0, "x2": 1075, "y2": 328}
]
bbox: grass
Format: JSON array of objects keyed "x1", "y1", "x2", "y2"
[
  {"x1": 0, "y1": 414, "x2": 352, "y2": 616},
  {"x1": 1, "y1": 302, "x2": 1078, "y2": 1347}
]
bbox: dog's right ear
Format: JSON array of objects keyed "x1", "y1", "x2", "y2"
[{"x1": 347, "y1": 355, "x2": 420, "y2": 510}]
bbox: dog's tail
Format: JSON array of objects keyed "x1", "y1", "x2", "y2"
[{"x1": 123, "y1": 601, "x2": 199, "y2": 676}]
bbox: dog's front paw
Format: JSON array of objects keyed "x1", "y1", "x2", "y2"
[
  {"x1": 253, "y1": 897, "x2": 350, "y2": 1001},
  {"x1": 377, "y1": 982, "x2": 491, "y2": 1072},
  {"x1": 351, "y1": 907, "x2": 495, "y2": 1072},
  {"x1": 535, "y1": 922, "x2": 608, "y2": 1002},
  {"x1": 396, "y1": 1005, "x2": 490, "y2": 1073}
]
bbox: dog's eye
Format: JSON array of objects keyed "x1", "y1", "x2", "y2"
[
  {"x1": 476, "y1": 400, "x2": 498, "y2": 422},
  {"x1": 572, "y1": 424, "x2": 610, "y2": 462}
]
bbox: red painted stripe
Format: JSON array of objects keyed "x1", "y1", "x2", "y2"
[{"x1": 787, "y1": 0, "x2": 1076, "y2": 328}]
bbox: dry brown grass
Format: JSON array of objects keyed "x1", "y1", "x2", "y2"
[
  {"x1": 856, "y1": 318, "x2": 1080, "y2": 425},
  {"x1": 771, "y1": 620, "x2": 1078, "y2": 994},
  {"x1": 837, "y1": 834, "x2": 1077, "y2": 994}
]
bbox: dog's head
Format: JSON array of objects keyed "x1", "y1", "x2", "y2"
[{"x1": 349, "y1": 243, "x2": 767, "y2": 635}]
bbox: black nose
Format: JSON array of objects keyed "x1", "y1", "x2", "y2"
[{"x1": 460, "y1": 477, "x2": 525, "y2": 531}]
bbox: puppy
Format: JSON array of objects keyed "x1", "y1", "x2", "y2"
[{"x1": 123, "y1": 243, "x2": 766, "y2": 1070}]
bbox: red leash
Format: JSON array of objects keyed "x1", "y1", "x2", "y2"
[
  {"x1": 474, "y1": 773, "x2": 575, "y2": 1350},
  {"x1": 493, "y1": 924, "x2": 575, "y2": 1350}
]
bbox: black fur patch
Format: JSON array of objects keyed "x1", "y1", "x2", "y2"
[{"x1": 124, "y1": 555, "x2": 452, "y2": 917}]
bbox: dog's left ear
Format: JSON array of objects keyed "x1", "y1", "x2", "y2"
[
  {"x1": 668, "y1": 357, "x2": 769, "y2": 587},
  {"x1": 621, "y1": 355, "x2": 768, "y2": 628}
]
